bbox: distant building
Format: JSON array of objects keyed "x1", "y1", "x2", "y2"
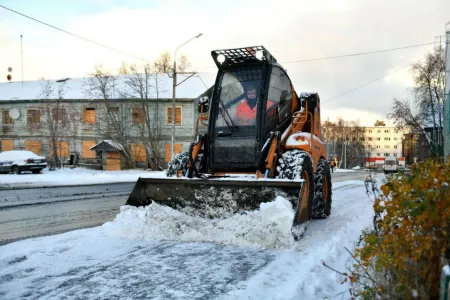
[
  {"x1": 0, "y1": 75, "x2": 210, "y2": 169},
  {"x1": 323, "y1": 120, "x2": 405, "y2": 169},
  {"x1": 363, "y1": 123, "x2": 405, "y2": 169}
]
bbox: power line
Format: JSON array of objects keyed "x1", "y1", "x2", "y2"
[
  {"x1": 281, "y1": 42, "x2": 437, "y2": 64},
  {"x1": 0, "y1": 4, "x2": 151, "y2": 63},
  {"x1": 193, "y1": 41, "x2": 442, "y2": 71},
  {"x1": 323, "y1": 60, "x2": 420, "y2": 104}
]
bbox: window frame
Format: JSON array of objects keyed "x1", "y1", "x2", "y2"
[{"x1": 166, "y1": 106, "x2": 182, "y2": 126}]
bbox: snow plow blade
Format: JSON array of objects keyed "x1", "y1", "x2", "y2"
[{"x1": 125, "y1": 177, "x2": 302, "y2": 218}]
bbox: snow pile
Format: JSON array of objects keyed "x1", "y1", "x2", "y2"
[{"x1": 103, "y1": 196, "x2": 297, "y2": 249}]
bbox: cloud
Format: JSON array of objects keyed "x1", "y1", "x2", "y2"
[{"x1": 0, "y1": 0, "x2": 448, "y2": 126}]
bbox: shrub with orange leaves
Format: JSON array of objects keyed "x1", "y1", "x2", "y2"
[{"x1": 353, "y1": 159, "x2": 450, "y2": 299}]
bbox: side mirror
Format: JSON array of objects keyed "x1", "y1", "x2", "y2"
[{"x1": 198, "y1": 96, "x2": 209, "y2": 113}]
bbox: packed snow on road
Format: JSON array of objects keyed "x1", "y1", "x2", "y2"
[
  {"x1": 0, "y1": 167, "x2": 167, "y2": 189},
  {"x1": 0, "y1": 178, "x2": 378, "y2": 299}
]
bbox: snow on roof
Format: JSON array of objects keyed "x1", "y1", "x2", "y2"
[
  {"x1": 90, "y1": 140, "x2": 124, "y2": 151},
  {"x1": 0, "y1": 72, "x2": 216, "y2": 101}
]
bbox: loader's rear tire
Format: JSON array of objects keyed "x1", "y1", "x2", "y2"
[
  {"x1": 277, "y1": 150, "x2": 314, "y2": 239},
  {"x1": 166, "y1": 152, "x2": 189, "y2": 177},
  {"x1": 312, "y1": 158, "x2": 332, "y2": 218}
]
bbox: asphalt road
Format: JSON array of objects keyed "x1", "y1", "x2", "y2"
[
  {"x1": 0, "y1": 170, "x2": 375, "y2": 245},
  {"x1": 0, "y1": 183, "x2": 134, "y2": 245}
]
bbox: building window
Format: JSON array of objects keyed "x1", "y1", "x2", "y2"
[
  {"x1": 25, "y1": 140, "x2": 42, "y2": 155},
  {"x1": 83, "y1": 107, "x2": 96, "y2": 124},
  {"x1": 51, "y1": 108, "x2": 67, "y2": 122},
  {"x1": 394, "y1": 137, "x2": 397, "y2": 141},
  {"x1": 385, "y1": 130, "x2": 389, "y2": 133},
  {"x1": 369, "y1": 137, "x2": 372, "y2": 141},
  {"x1": 2, "y1": 110, "x2": 13, "y2": 124},
  {"x1": 377, "y1": 153, "x2": 380, "y2": 156},
  {"x1": 27, "y1": 109, "x2": 41, "y2": 124},
  {"x1": 377, "y1": 130, "x2": 380, "y2": 133},
  {"x1": 131, "y1": 144, "x2": 146, "y2": 162},
  {"x1": 1, "y1": 139, "x2": 14, "y2": 151},
  {"x1": 376, "y1": 145, "x2": 380, "y2": 148},
  {"x1": 360, "y1": 137, "x2": 365, "y2": 141},
  {"x1": 165, "y1": 143, "x2": 182, "y2": 162},
  {"x1": 384, "y1": 137, "x2": 390, "y2": 141},
  {"x1": 82, "y1": 140, "x2": 97, "y2": 158},
  {"x1": 377, "y1": 137, "x2": 381, "y2": 141},
  {"x1": 132, "y1": 107, "x2": 145, "y2": 125},
  {"x1": 394, "y1": 153, "x2": 397, "y2": 157},
  {"x1": 384, "y1": 153, "x2": 389, "y2": 157},
  {"x1": 167, "y1": 106, "x2": 182, "y2": 126},
  {"x1": 369, "y1": 130, "x2": 372, "y2": 133},
  {"x1": 394, "y1": 145, "x2": 397, "y2": 149}
]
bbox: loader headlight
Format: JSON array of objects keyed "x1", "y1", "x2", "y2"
[
  {"x1": 217, "y1": 54, "x2": 226, "y2": 64},
  {"x1": 255, "y1": 50, "x2": 263, "y2": 60}
]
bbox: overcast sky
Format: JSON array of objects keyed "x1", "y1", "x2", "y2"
[{"x1": 0, "y1": 0, "x2": 449, "y2": 126}]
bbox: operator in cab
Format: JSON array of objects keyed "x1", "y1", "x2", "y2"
[{"x1": 235, "y1": 83, "x2": 275, "y2": 125}]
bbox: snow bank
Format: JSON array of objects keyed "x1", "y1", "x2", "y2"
[
  {"x1": 103, "y1": 196, "x2": 297, "y2": 249},
  {"x1": 0, "y1": 167, "x2": 167, "y2": 189}
]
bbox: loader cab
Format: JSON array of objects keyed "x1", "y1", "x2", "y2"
[{"x1": 207, "y1": 46, "x2": 295, "y2": 173}]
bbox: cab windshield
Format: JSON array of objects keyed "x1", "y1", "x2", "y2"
[{"x1": 215, "y1": 67, "x2": 263, "y2": 129}]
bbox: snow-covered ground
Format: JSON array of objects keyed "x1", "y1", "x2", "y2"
[
  {"x1": 0, "y1": 178, "x2": 377, "y2": 299},
  {"x1": 0, "y1": 168, "x2": 167, "y2": 189},
  {"x1": 333, "y1": 168, "x2": 355, "y2": 173}
]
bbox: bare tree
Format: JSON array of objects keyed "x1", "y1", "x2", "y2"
[
  {"x1": 388, "y1": 46, "x2": 445, "y2": 157},
  {"x1": 324, "y1": 117, "x2": 367, "y2": 168},
  {"x1": 120, "y1": 63, "x2": 167, "y2": 170},
  {"x1": 84, "y1": 66, "x2": 136, "y2": 169},
  {"x1": 38, "y1": 81, "x2": 73, "y2": 169},
  {"x1": 154, "y1": 51, "x2": 192, "y2": 73}
]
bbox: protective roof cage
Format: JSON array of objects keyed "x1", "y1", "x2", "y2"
[{"x1": 211, "y1": 46, "x2": 277, "y2": 68}]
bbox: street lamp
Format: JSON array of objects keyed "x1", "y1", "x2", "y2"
[{"x1": 171, "y1": 33, "x2": 203, "y2": 160}]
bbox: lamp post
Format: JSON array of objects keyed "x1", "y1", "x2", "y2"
[{"x1": 171, "y1": 33, "x2": 203, "y2": 160}]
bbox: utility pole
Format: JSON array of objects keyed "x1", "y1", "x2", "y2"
[
  {"x1": 344, "y1": 141, "x2": 347, "y2": 169},
  {"x1": 20, "y1": 34, "x2": 23, "y2": 85},
  {"x1": 171, "y1": 33, "x2": 203, "y2": 160}
]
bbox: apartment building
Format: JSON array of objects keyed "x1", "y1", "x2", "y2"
[{"x1": 0, "y1": 75, "x2": 208, "y2": 169}]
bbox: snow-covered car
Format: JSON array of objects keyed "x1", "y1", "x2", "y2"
[{"x1": 0, "y1": 150, "x2": 47, "y2": 174}]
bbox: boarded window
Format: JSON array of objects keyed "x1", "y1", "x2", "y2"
[
  {"x1": 25, "y1": 140, "x2": 42, "y2": 155},
  {"x1": 167, "y1": 107, "x2": 182, "y2": 126},
  {"x1": 51, "y1": 108, "x2": 67, "y2": 122},
  {"x1": 2, "y1": 111, "x2": 13, "y2": 124},
  {"x1": 83, "y1": 107, "x2": 96, "y2": 124},
  {"x1": 132, "y1": 108, "x2": 145, "y2": 125},
  {"x1": 164, "y1": 143, "x2": 182, "y2": 162},
  {"x1": 131, "y1": 144, "x2": 146, "y2": 162},
  {"x1": 27, "y1": 110, "x2": 41, "y2": 124},
  {"x1": 1, "y1": 139, "x2": 14, "y2": 151},
  {"x1": 50, "y1": 141, "x2": 69, "y2": 159},
  {"x1": 82, "y1": 140, "x2": 97, "y2": 158}
]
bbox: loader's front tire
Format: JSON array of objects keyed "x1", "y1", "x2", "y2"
[
  {"x1": 312, "y1": 158, "x2": 332, "y2": 218},
  {"x1": 278, "y1": 150, "x2": 314, "y2": 239}
]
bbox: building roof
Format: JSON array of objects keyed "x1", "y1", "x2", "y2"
[
  {"x1": 90, "y1": 140, "x2": 124, "y2": 152},
  {"x1": 0, "y1": 73, "x2": 215, "y2": 101}
]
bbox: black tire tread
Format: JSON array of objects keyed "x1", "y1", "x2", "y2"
[{"x1": 312, "y1": 158, "x2": 332, "y2": 218}]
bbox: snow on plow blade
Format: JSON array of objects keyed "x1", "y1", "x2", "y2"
[{"x1": 125, "y1": 177, "x2": 302, "y2": 219}]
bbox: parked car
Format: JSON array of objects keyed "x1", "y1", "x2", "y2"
[{"x1": 0, "y1": 150, "x2": 47, "y2": 174}]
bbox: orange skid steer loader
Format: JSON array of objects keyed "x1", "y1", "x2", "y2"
[{"x1": 126, "y1": 46, "x2": 331, "y2": 239}]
